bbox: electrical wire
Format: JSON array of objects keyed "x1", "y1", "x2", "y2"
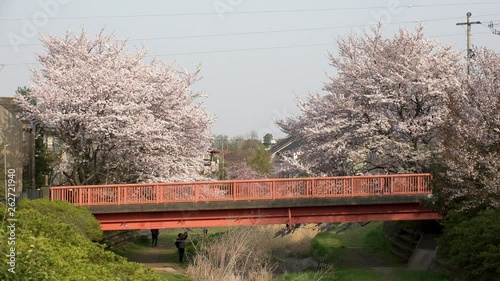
[
  {"x1": 1, "y1": 13, "x2": 499, "y2": 49},
  {"x1": 1, "y1": 31, "x2": 492, "y2": 66},
  {"x1": 1, "y1": 2, "x2": 499, "y2": 20}
]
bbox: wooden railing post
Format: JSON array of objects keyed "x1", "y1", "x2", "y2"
[
  {"x1": 86, "y1": 188, "x2": 90, "y2": 205},
  {"x1": 117, "y1": 186, "x2": 121, "y2": 205},
  {"x1": 390, "y1": 176, "x2": 394, "y2": 194},
  {"x1": 195, "y1": 183, "x2": 199, "y2": 202},
  {"x1": 311, "y1": 179, "x2": 315, "y2": 197},
  {"x1": 233, "y1": 183, "x2": 237, "y2": 201},
  {"x1": 79, "y1": 188, "x2": 82, "y2": 205},
  {"x1": 351, "y1": 178, "x2": 355, "y2": 196},
  {"x1": 271, "y1": 180, "x2": 275, "y2": 200},
  {"x1": 305, "y1": 180, "x2": 309, "y2": 197},
  {"x1": 123, "y1": 186, "x2": 127, "y2": 204},
  {"x1": 418, "y1": 176, "x2": 422, "y2": 193}
]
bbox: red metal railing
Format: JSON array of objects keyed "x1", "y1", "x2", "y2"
[{"x1": 50, "y1": 174, "x2": 432, "y2": 206}]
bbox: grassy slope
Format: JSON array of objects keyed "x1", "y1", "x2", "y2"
[
  {"x1": 274, "y1": 222, "x2": 451, "y2": 281},
  {"x1": 111, "y1": 224, "x2": 451, "y2": 281}
]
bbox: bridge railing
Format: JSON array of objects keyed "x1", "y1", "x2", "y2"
[{"x1": 50, "y1": 174, "x2": 432, "y2": 206}]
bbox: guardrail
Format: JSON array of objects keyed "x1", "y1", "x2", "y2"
[{"x1": 50, "y1": 174, "x2": 432, "y2": 206}]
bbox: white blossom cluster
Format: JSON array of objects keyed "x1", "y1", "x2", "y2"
[
  {"x1": 17, "y1": 30, "x2": 213, "y2": 185},
  {"x1": 278, "y1": 26, "x2": 462, "y2": 176},
  {"x1": 443, "y1": 48, "x2": 500, "y2": 208}
]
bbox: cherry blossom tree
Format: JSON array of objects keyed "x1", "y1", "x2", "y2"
[
  {"x1": 277, "y1": 26, "x2": 462, "y2": 176},
  {"x1": 227, "y1": 162, "x2": 264, "y2": 180},
  {"x1": 216, "y1": 135, "x2": 269, "y2": 180},
  {"x1": 439, "y1": 47, "x2": 500, "y2": 209},
  {"x1": 17, "y1": 30, "x2": 213, "y2": 185}
]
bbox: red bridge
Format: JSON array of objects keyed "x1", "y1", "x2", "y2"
[{"x1": 50, "y1": 174, "x2": 440, "y2": 231}]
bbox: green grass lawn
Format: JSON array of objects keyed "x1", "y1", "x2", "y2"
[
  {"x1": 111, "y1": 224, "x2": 451, "y2": 281},
  {"x1": 274, "y1": 222, "x2": 451, "y2": 281},
  {"x1": 273, "y1": 268, "x2": 451, "y2": 281},
  {"x1": 310, "y1": 222, "x2": 399, "y2": 266}
]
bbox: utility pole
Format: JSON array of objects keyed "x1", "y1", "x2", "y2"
[
  {"x1": 221, "y1": 140, "x2": 224, "y2": 179},
  {"x1": 456, "y1": 12, "x2": 481, "y2": 75},
  {"x1": 3, "y1": 144, "x2": 8, "y2": 199},
  {"x1": 220, "y1": 139, "x2": 225, "y2": 180}
]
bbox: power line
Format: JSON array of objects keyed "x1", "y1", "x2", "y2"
[
  {"x1": 150, "y1": 32, "x2": 492, "y2": 57},
  {"x1": 429, "y1": 31, "x2": 490, "y2": 38},
  {"x1": 155, "y1": 43, "x2": 333, "y2": 57},
  {"x1": 1, "y1": 31, "x2": 492, "y2": 66},
  {"x1": 1, "y1": 2, "x2": 500, "y2": 20},
  {"x1": 487, "y1": 21, "x2": 500, "y2": 35},
  {"x1": 2, "y1": 13, "x2": 500, "y2": 49},
  {"x1": 2, "y1": 43, "x2": 333, "y2": 66}
]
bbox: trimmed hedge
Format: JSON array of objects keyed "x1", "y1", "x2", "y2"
[{"x1": 0, "y1": 199, "x2": 164, "y2": 280}]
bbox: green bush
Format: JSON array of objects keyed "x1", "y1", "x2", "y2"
[
  {"x1": 363, "y1": 224, "x2": 390, "y2": 251},
  {"x1": 0, "y1": 199, "x2": 164, "y2": 281},
  {"x1": 438, "y1": 209, "x2": 500, "y2": 281},
  {"x1": 18, "y1": 198, "x2": 102, "y2": 241}
]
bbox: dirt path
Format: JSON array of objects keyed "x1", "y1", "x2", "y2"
[
  {"x1": 339, "y1": 247, "x2": 404, "y2": 268},
  {"x1": 340, "y1": 247, "x2": 407, "y2": 279},
  {"x1": 118, "y1": 225, "x2": 407, "y2": 279},
  {"x1": 121, "y1": 237, "x2": 186, "y2": 276}
]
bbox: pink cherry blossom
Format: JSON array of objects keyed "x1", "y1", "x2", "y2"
[
  {"x1": 16, "y1": 29, "x2": 214, "y2": 185},
  {"x1": 277, "y1": 26, "x2": 462, "y2": 176}
]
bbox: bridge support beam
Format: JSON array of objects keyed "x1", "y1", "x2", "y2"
[{"x1": 94, "y1": 203, "x2": 441, "y2": 231}]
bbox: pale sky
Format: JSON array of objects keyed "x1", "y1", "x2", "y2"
[{"x1": 1, "y1": 0, "x2": 499, "y2": 139}]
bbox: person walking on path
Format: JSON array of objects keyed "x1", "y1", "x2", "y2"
[
  {"x1": 151, "y1": 229, "x2": 159, "y2": 247},
  {"x1": 175, "y1": 232, "x2": 188, "y2": 263}
]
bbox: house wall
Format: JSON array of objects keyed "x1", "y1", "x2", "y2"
[{"x1": 1, "y1": 104, "x2": 25, "y2": 195}]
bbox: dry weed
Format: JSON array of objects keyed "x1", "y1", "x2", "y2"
[{"x1": 187, "y1": 226, "x2": 275, "y2": 281}]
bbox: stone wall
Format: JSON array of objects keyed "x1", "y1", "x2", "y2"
[{"x1": 384, "y1": 221, "x2": 421, "y2": 261}]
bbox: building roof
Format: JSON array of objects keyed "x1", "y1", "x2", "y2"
[
  {"x1": 0, "y1": 97, "x2": 22, "y2": 115},
  {"x1": 0, "y1": 97, "x2": 34, "y2": 125},
  {"x1": 270, "y1": 136, "x2": 303, "y2": 158}
]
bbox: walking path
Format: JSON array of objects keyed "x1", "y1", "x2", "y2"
[{"x1": 119, "y1": 232, "x2": 187, "y2": 276}]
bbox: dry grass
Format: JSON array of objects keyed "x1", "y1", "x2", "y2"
[
  {"x1": 186, "y1": 224, "x2": 319, "y2": 280},
  {"x1": 186, "y1": 226, "x2": 275, "y2": 281},
  {"x1": 268, "y1": 225, "x2": 316, "y2": 258}
]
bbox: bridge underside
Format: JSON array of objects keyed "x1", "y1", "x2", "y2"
[{"x1": 91, "y1": 197, "x2": 441, "y2": 230}]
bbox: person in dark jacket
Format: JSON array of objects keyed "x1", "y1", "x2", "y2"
[
  {"x1": 151, "y1": 229, "x2": 159, "y2": 247},
  {"x1": 175, "y1": 232, "x2": 188, "y2": 263}
]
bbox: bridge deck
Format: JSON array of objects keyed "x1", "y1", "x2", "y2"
[
  {"x1": 50, "y1": 174, "x2": 439, "y2": 230},
  {"x1": 50, "y1": 174, "x2": 432, "y2": 207}
]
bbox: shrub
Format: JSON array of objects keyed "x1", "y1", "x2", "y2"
[
  {"x1": 0, "y1": 200, "x2": 163, "y2": 280},
  {"x1": 438, "y1": 209, "x2": 500, "y2": 281},
  {"x1": 18, "y1": 198, "x2": 102, "y2": 241}
]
